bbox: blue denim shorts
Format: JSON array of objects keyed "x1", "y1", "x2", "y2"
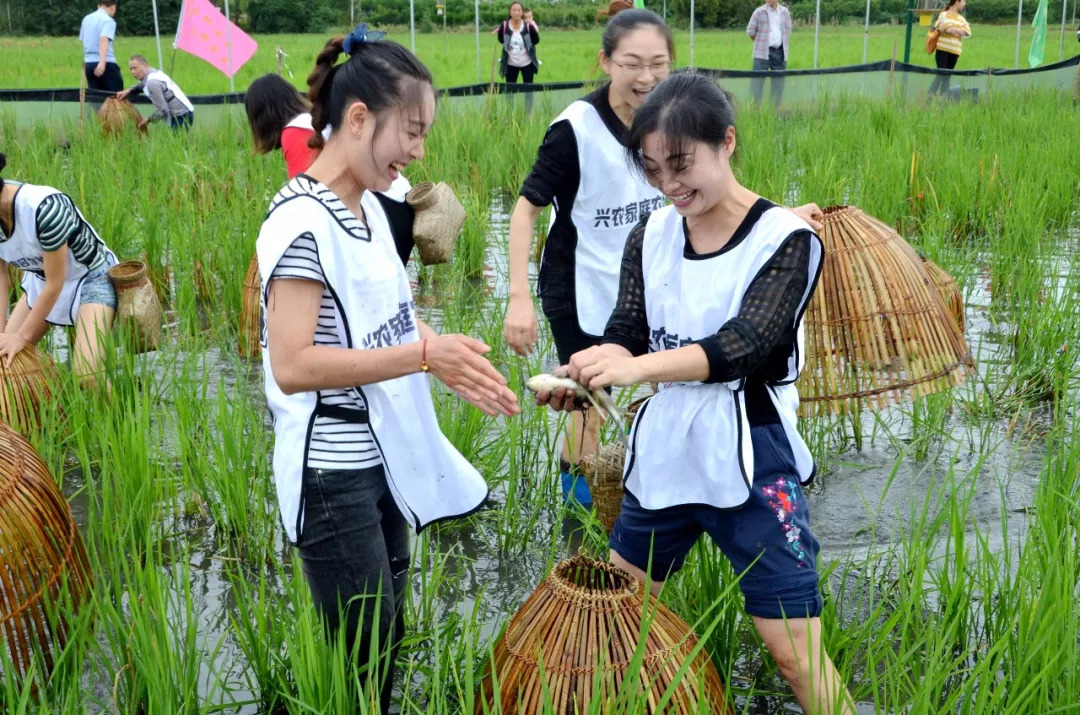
[
  {"x1": 80, "y1": 262, "x2": 117, "y2": 310},
  {"x1": 610, "y1": 422, "x2": 823, "y2": 620}
]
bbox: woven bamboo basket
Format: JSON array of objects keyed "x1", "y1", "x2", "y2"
[
  {"x1": 0, "y1": 345, "x2": 61, "y2": 436},
  {"x1": 0, "y1": 421, "x2": 92, "y2": 680},
  {"x1": 921, "y1": 256, "x2": 965, "y2": 335},
  {"x1": 798, "y1": 205, "x2": 973, "y2": 417},
  {"x1": 477, "y1": 555, "x2": 728, "y2": 713},
  {"x1": 238, "y1": 252, "x2": 261, "y2": 358},
  {"x1": 581, "y1": 443, "x2": 626, "y2": 535},
  {"x1": 406, "y1": 182, "x2": 465, "y2": 265},
  {"x1": 108, "y1": 261, "x2": 162, "y2": 353},
  {"x1": 97, "y1": 97, "x2": 143, "y2": 135}
]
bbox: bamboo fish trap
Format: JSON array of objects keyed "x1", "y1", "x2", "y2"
[
  {"x1": 798, "y1": 205, "x2": 973, "y2": 417},
  {"x1": 581, "y1": 442, "x2": 626, "y2": 535},
  {"x1": 0, "y1": 345, "x2": 61, "y2": 436},
  {"x1": 0, "y1": 421, "x2": 92, "y2": 680},
  {"x1": 477, "y1": 555, "x2": 729, "y2": 713},
  {"x1": 238, "y1": 252, "x2": 261, "y2": 359},
  {"x1": 920, "y1": 255, "x2": 965, "y2": 335},
  {"x1": 97, "y1": 97, "x2": 143, "y2": 135}
]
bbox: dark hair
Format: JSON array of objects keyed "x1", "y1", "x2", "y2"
[
  {"x1": 626, "y1": 74, "x2": 736, "y2": 179},
  {"x1": 0, "y1": 152, "x2": 6, "y2": 192},
  {"x1": 129, "y1": 54, "x2": 148, "y2": 65},
  {"x1": 944, "y1": 0, "x2": 962, "y2": 9},
  {"x1": 99, "y1": 0, "x2": 117, "y2": 6},
  {"x1": 601, "y1": 8, "x2": 674, "y2": 61},
  {"x1": 306, "y1": 36, "x2": 433, "y2": 150},
  {"x1": 244, "y1": 74, "x2": 310, "y2": 154},
  {"x1": 508, "y1": 1, "x2": 523, "y2": 12}
]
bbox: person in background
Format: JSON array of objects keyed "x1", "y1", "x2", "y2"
[
  {"x1": 0, "y1": 153, "x2": 118, "y2": 389},
  {"x1": 497, "y1": 2, "x2": 540, "y2": 88},
  {"x1": 245, "y1": 73, "x2": 322, "y2": 179},
  {"x1": 79, "y1": 0, "x2": 123, "y2": 102},
  {"x1": 116, "y1": 55, "x2": 195, "y2": 132},
  {"x1": 524, "y1": 7, "x2": 538, "y2": 31},
  {"x1": 928, "y1": 0, "x2": 971, "y2": 97},
  {"x1": 258, "y1": 27, "x2": 519, "y2": 714},
  {"x1": 746, "y1": 0, "x2": 791, "y2": 107}
]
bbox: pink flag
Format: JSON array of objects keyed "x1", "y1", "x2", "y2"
[{"x1": 175, "y1": 0, "x2": 257, "y2": 78}]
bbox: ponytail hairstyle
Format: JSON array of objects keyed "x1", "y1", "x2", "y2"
[
  {"x1": 626, "y1": 74, "x2": 737, "y2": 180},
  {"x1": 305, "y1": 24, "x2": 434, "y2": 150}
]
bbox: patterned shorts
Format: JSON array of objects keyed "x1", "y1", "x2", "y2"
[{"x1": 610, "y1": 422, "x2": 823, "y2": 619}]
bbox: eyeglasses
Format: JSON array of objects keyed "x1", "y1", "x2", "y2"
[{"x1": 609, "y1": 59, "x2": 672, "y2": 76}]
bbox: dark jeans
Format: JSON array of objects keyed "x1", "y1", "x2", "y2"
[
  {"x1": 751, "y1": 46, "x2": 786, "y2": 106},
  {"x1": 505, "y1": 64, "x2": 537, "y2": 113},
  {"x1": 169, "y1": 112, "x2": 194, "y2": 132},
  {"x1": 929, "y1": 50, "x2": 959, "y2": 96},
  {"x1": 297, "y1": 465, "x2": 409, "y2": 715}
]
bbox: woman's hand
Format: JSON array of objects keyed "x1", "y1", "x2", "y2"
[
  {"x1": 503, "y1": 294, "x2": 538, "y2": 356},
  {"x1": 568, "y1": 344, "x2": 642, "y2": 390},
  {"x1": 791, "y1": 203, "x2": 824, "y2": 233},
  {"x1": 0, "y1": 332, "x2": 29, "y2": 367},
  {"x1": 426, "y1": 334, "x2": 520, "y2": 417}
]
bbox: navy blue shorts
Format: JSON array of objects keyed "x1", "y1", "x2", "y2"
[{"x1": 610, "y1": 422, "x2": 823, "y2": 620}]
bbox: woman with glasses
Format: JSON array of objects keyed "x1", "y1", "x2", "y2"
[{"x1": 503, "y1": 8, "x2": 673, "y2": 507}]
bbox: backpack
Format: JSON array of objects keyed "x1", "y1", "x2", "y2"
[{"x1": 926, "y1": 29, "x2": 940, "y2": 54}]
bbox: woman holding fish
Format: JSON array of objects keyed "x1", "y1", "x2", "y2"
[
  {"x1": 504, "y1": 7, "x2": 821, "y2": 508},
  {"x1": 534, "y1": 73, "x2": 854, "y2": 713}
]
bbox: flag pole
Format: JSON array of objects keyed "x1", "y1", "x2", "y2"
[
  {"x1": 410, "y1": 0, "x2": 416, "y2": 54},
  {"x1": 813, "y1": 0, "x2": 822, "y2": 69},
  {"x1": 1060, "y1": 0, "x2": 1069, "y2": 61},
  {"x1": 862, "y1": 0, "x2": 871, "y2": 63},
  {"x1": 475, "y1": 0, "x2": 481, "y2": 83},
  {"x1": 689, "y1": 0, "x2": 695, "y2": 69},
  {"x1": 224, "y1": 0, "x2": 235, "y2": 92},
  {"x1": 1014, "y1": 0, "x2": 1024, "y2": 68},
  {"x1": 151, "y1": 0, "x2": 164, "y2": 69}
]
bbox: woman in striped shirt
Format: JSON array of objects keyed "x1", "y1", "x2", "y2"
[
  {"x1": 0, "y1": 153, "x2": 117, "y2": 387},
  {"x1": 929, "y1": 0, "x2": 971, "y2": 97}
]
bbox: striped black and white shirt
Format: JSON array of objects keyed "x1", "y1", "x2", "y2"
[
  {"x1": 270, "y1": 232, "x2": 382, "y2": 471},
  {"x1": 36, "y1": 193, "x2": 108, "y2": 270}
]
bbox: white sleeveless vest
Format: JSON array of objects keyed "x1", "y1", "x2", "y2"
[
  {"x1": 624, "y1": 204, "x2": 822, "y2": 510},
  {"x1": 1, "y1": 182, "x2": 116, "y2": 326},
  {"x1": 257, "y1": 177, "x2": 488, "y2": 543},
  {"x1": 145, "y1": 70, "x2": 194, "y2": 113},
  {"x1": 545, "y1": 100, "x2": 664, "y2": 336}
]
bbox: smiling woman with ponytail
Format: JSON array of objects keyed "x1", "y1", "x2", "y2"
[{"x1": 255, "y1": 25, "x2": 519, "y2": 713}]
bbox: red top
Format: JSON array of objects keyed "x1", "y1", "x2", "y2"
[{"x1": 281, "y1": 126, "x2": 319, "y2": 179}]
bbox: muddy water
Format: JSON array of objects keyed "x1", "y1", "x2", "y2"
[{"x1": 57, "y1": 202, "x2": 1067, "y2": 713}]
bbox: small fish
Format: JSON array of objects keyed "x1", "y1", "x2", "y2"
[{"x1": 525, "y1": 374, "x2": 627, "y2": 447}]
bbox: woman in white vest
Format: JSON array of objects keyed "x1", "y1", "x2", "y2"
[
  {"x1": 537, "y1": 74, "x2": 855, "y2": 713},
  {"x1": 0, "y1": 153, "x2": 118, "y2": 387},
  {"x1": 503, "y1": 8, "x2": 673, "y2": 507},
  {"x1": 257, "y1": 26, "x2": 518, "y2": 713}
]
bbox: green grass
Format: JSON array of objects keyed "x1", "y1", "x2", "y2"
[
  {"x1": 2, "y1": 23, "x2": 1077, "y2": 94},
  {"x1": 0, "y1": 77, "x2": 1079, "y2": 712}
]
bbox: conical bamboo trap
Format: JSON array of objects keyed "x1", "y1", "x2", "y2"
[
  {"x1": 0, "y1": 421, "x2": 92, "y2": 680},
  {"x1": 798, "y1": 206, "x2": 972, "y2": 417},
  {"x1": 97, "y1": 97, "x2": 143, "y2": 136},
  {"x1": 0, "y1": 345, "x2": 61, "y2": 436},
  {"x1": 238, "y1": 252, "x2": 261, "y2": 359},
  {"x1": 920, "y1": 255, "x2": 965, "y2": 335},
  {"x1": 477, "y1": 555, "x2": 728, "y2": 713}
]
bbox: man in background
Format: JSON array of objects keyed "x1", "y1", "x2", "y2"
[
  {"x1": 80, "y1": 0, "x2": 123, "y2": 98},
  {"x1": 746, "y1": 0, "x2": 791, "y2": 107},
  {"x1": 117, "y1": 55, "x2": 196, "y2": 132}
]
